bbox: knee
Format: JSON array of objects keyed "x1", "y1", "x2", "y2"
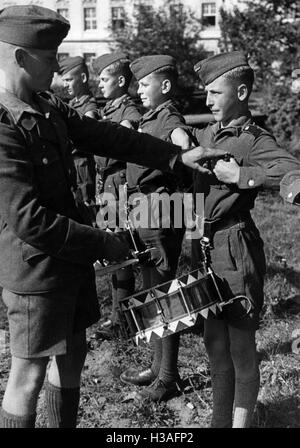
[
  {"x1": 230, "y1": 344, "x2": 258, "y2": 378},
  {"x1": 204, "y1": 334, "x2": 230, "y2": 366},
  {"x1": 10, "y1": 358, "x2": 48, "y2": 395}
]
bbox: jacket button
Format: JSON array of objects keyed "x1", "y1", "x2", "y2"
[
  {"x1": 248, "y1": 179, "x2": 255, "y2": 187},
  {"x1": 42, "y1": 158, "x2": 48, "y2": 165}
]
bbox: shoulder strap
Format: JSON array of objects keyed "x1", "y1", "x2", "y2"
[{"x1": 243, "y1": 123, "x2": 267, "y2": 140}]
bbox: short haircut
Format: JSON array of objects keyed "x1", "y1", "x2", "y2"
[
  {"x1": 223, "y1": 65, "x2": 254, "y2": 97},
  {"x1": 104, "y1": 58, "x2": 132, "y2": 89},
  {"x1": 151, "y1": 65, "x2": 179, "y2": 84},
  {"x1": 72, "y1": 63, "x2": 89, "y2": 81}
]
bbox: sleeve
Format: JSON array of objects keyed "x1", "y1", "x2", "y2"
[
  {"x1": 49, "y1": 94, "x2": 181, "y2": 173},
  {"x1": 237, "y1": 133, "x2": 300, "y2": 190},
  {"x1": 0, "y1": 122, "x2": 112, "y2": 266},
  {"x1": 160, "y1": 110, "x2": 189, "y2": 142},
  {"x1": 121, "y1": 103, "x2": 142, "y2": 124}
]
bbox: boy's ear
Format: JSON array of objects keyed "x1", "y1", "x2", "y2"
[
  {"x1": 118, "y1": 75, "x2": 126, "y2": 88},
  {"x1": 161, "y1": 79, "x2": 171, "y2": 95},
  {"x1": 81, "y1": 72, "x2": 88, "y2": 84},
  {"x1": 14, "y1": 47, "x2": 27, "y2": 68},
  {"x1": 237, "y1": 83, "x2": 248, "y2": 102}
]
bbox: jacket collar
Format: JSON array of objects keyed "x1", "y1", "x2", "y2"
[
  {"x1": 103, "y1": 93, "x2": 130, "y2": 112},
  {"x1": 142, "y1": 99, "x2": 174, "y2": 120},
  {"x1": 212, "y1": 114, "x2": 253, "y2": 138},
  {"x1": 69, "y1": 93, "x2": 93, "y2": 108},
  {"x1": 0, "y1": 89, "x2": 51, "y2": 128}
]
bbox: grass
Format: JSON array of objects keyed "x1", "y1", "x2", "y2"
[{"x1": 0, "y1": 191, "x2": 299, "y2": 428}]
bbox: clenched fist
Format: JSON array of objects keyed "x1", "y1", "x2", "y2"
[
  {"x1": 99, "y1": 230, "x2": 131, "y2": 263},
  {"x1": 179, "y1": 146, "x2": 228, "y2": 174}
]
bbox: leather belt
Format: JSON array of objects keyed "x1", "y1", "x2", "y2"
[
  {"x1": 127, "y1": 183, "x2": 171, "y2": 195},
  {"x1": 203, "y1": 212, "x2": 252, "y2": 239}
]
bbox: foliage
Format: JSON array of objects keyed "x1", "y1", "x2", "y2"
[
  {"x1": 219, "y1": 0, "x2": 300, "y2": 89},
  {"x1": 109, "y1": 0, "x2": 206, "y2": 94},
  {"x1": 265, "y1": 89, "x2": 300, "y2": 156}
]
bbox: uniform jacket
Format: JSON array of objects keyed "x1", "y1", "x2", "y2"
[
  {"x1": 126, "y1": 99, "x2": 188, "y2": 191},
  {"x1": 0, "y1": 90, "x2": 180, "y2": 293},
  {"x1": 192, "y1": 115, "x2": 300, "y2": 221},
  {"x1": 95, "y1": 94, "x2": 141, "y2": 176},
  {"x1": 69, "y1": 93, "x2": 98, "y2": 158}
]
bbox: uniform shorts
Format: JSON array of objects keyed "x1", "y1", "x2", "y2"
[
  {"x1": 192, "y1": 221, "x2": 266, "y2": 330},
  {"x1": 2, "y1": 272, "x2": 100, "y2": 358}
]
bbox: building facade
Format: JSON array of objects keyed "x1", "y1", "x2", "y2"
[{"x1": 0, "y1": 0, "x2": 242, "y2": 61}]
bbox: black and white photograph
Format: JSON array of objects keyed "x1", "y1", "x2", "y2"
[{"x1": 0, "y1": 0, "x2": 299, "y2": 432}]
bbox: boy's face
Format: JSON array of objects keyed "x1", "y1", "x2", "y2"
[
  {"x1": 62, "y1": 68, "x2": 85, "y2": 98},
  {"x1": 20, "y1": 48, "x2": 59, "y2": 93},
  {"x1": 98, "y1": 67, "x2": 120, "y2": 99},
  {"x1": 205, "y1": 75, "x2": 239, "y2": 126},
  {"x1": 137, "y1": 73, "x2": 166, "y2": 109}
]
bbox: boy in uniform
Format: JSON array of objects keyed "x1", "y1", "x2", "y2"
[
  {"x1": 0, "y1": 5, "x2": 225, "y2": 428},
  {"x1": 59, "y1": 56, "x2": 98, "y2": 210},
  {"x1": 191, "y1": 51, "x2": 300, "y2": 427},
  {"x1": 120, "y1": 55, "x2": 191, "y2": 402},
  {"x1": 93, "y1": 52, "x2": 142, "y2": 329}
]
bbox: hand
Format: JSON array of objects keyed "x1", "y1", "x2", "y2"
[
  {"x1": 180, "y1": 146, "x2": 228, "y2": 174},
  {"x1": 99, "y1": 230, "x2": 131, "y2": 263},
  {"x1": 213, "y1": 158, "x2": 240, "y2": 184}
]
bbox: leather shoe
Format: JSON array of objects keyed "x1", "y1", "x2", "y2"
[
  {"x1": 120, "y1": 367, "x2": 156, "y2": 386},
  {"x1": 136, "y1": 377, "x2": 183, "y2": 403}
]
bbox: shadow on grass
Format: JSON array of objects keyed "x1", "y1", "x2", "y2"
[
  {"x1": 254, "y1": 396, "x2": 300, "y2": 428},
  {"x1": 266, "y1": 264, "x2": 300, "y2": 290}
]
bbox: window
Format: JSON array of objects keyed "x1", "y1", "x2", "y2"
[
  {"x1": 111, "y1": 6, "x2": 125, "y2": 31},
  {"x1": 57, "y1": 8, "x2": 69, "y2": 20},
  {"x1": 202, "y1": 2, "x2": 216, "y2": 27},
  {"x1": 57, "y1": 53, "x2": 69, "y2": 62},
  {"x1": 83, "y1": 7, "x2": 97, "y2": 30}
]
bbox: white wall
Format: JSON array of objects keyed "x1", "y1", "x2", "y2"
[{"x1": 0, "y1": 0, "x2": 244, "y2": 56}]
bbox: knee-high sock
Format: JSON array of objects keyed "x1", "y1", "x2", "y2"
[
  {"x1": 232, "y1": 374, "x2": 260, "y2": 428},
  {"x1": 45, "y1": 381, "x2": 80, "y2": 428},
  {"x1": 158, "y1": 333, "x2": 180, "y2": 384},
  {"x1": 0, "y1": 408, "x2": 36, "y2": 428},
  {"x1": 210, "y1": 367, "x2": 235, "y2": 428},
  {"x1": 111, "y1": 274, "x2": 135, "y2": 322}
]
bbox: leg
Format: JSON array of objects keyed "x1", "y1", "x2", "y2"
[
  {"x1": 203, "y1": 319, "x2": 235, "y2": 428},
  {"x1": 45, "y1": 331, "x2": 87, "y2": 428},
  {"x1": 111, "y1": 266, "x2": 135, "y2": 324},
  {"x1": 0, "y1": 356, "x2": 49, "y2": 428},
  {"x1": 228, "y1": 326, "x2": 259, "y2": 428}
]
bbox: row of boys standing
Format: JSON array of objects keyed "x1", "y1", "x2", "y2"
[
  {"x1": 58, "y1": 52, "x2": 189, "y2": 404},
  {"x1": 56, "y1": 51, "x2": 300, "y2": 427}
]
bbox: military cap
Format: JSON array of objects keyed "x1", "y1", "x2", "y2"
[
  {"x1": 59, "y1": 56, "x2": 86, "y2": 75},
  {"x1": 194, "y1": 51, "x2": 250, "y2": 85},
  {"x1": 280, "y1": 170, "x2": 300, "y2": 205},
  {"x1": 0, "y1": 5, "x2": 69, "y2": 50},
  {"x1": 93, "y1": 52, "x2": 129, "y2": 75},
  {"x1": 130, "y1": 55, "x2": 177, "y2": 81}
]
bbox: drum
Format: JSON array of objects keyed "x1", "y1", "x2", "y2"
[{"x1": 120, "y1": 269, "x2": 223, "y2": 346}]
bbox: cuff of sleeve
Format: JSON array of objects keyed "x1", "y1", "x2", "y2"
[
  {"x1": 56, "y1": 220, "x2": 103, "y2": 265},
  {"x1": 237, "y1": 166, "x2": 266, "y2": 189}
]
